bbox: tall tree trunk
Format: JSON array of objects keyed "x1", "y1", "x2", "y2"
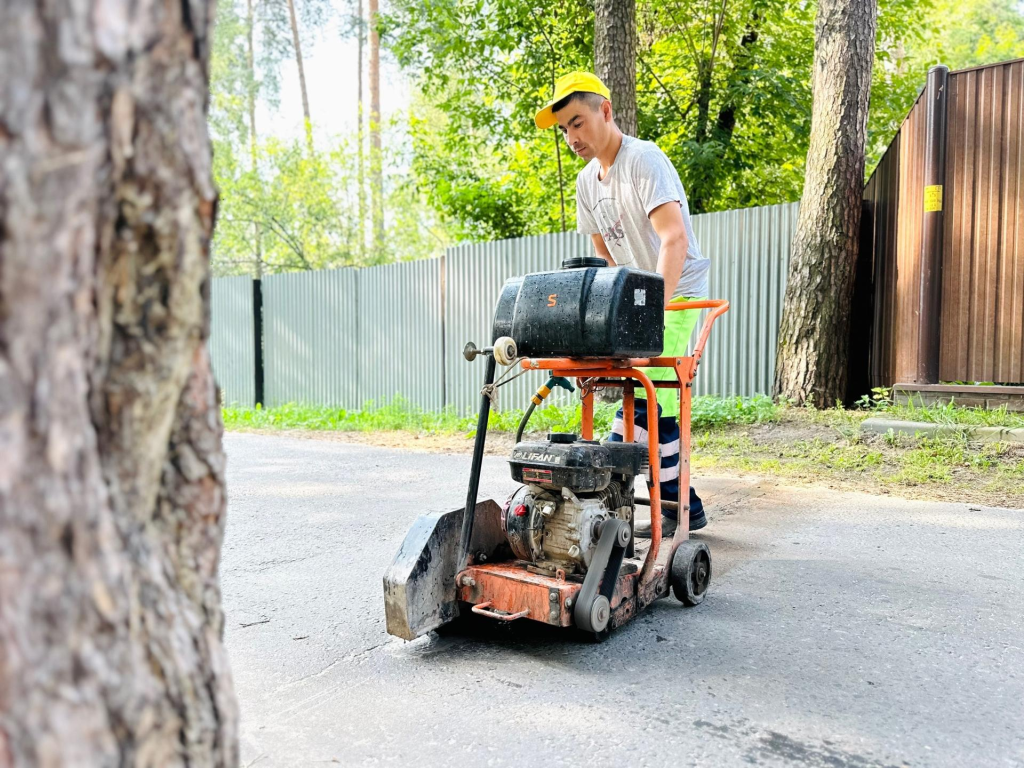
[
  {"x1": 0, "y1": 0, "x2": 238, "y2": 763},
  {"x1": 713, "y1": 20, "x2": 760, "y2": 144},
  {"x1": 357, "y1": 0, "x2": 367, "y2": 263},
  {"x1": 689, "y1": 64, "x2": 715, "y2": 213},
  {"x1": 246, "y1": 0, "x2": 259, "y2": 165},
  {"x1": 774, "y1": 0, "x2": 877, "y2": 407},
  {"x1": 246, "y1": 0, "x2": 264, "y2": 278},
  {"x1": 369, "y1": 0, "x2": 385, "y2": 259},
  {"x1": 553, "y1": 128, "x2": 567, "y2": 231},
  {"x1": 594, "y1": 0, "x2": 638, "y2": 137},
  {"x1": 287, "y1": 0, "x2": 314, "y2": 150}
]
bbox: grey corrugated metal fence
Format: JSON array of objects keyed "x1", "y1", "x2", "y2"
[
  {"x1": 210, "y1": 276, "x2": 255, "y2": 407},
  {"x1": 209, "y1": 201, "x2": 799, "y2": 413},
  {"x1": 690, "y1": 203, "x2": 798, "y2": 398},
  {"x1": 258, "y1": 261, "x2": 443, "y2": 410},
  {"x1": 444, "y1": 231, "x2": 592, "y2": 414},
  {"x1": 263, "y1": 269, "x2": 359, "y2": 408},
  {"x1": 359, "y1": 259, "x2": 444, "y2": 411}
]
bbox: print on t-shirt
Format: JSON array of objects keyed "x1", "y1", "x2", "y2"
[{"x1": 593, "y1": 197, "x2": 630, "y2": 262}]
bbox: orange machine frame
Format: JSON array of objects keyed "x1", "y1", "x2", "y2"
[{"x1": 456, "y1": 300, "x2": 730, "y2": 631}]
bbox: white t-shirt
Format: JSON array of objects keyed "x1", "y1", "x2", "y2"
[{"x1": 575, "y1": 135, "x2": 710, "y2": 299}]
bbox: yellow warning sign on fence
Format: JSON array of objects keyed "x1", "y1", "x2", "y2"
[{"x1": 924, "y1": 185, "x2": 943, "y2": 212}]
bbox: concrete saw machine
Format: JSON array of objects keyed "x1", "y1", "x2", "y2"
[{"x1": 383, "y1": 256, "x2": 729, "y2": 641}]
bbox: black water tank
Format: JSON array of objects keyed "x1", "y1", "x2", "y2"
[
  {"x1": 561, "y1": 256, "x2": 609, "y2": 269},
  {"x1": 491, "y1": 266, "x2": 664, "y2": 358}
]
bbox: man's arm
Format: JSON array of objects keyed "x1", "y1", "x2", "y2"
[
  {"x1": 648, "y1": 201, "x2": 688, "y2": 303},
  {"x1": 590, "y1": 234, "x2": 615, "y2": 266}
]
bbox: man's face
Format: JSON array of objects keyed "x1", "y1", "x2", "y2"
[{"x1": 554, "y1": 97, "x2": 611, "y2": 162}]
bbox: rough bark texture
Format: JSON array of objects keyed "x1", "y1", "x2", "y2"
[
  {"x1": 0, "y1": 0, "x2": 238, "y2": 764},
  {"x1": 594, "y1": 0, "x2": 637, "y2": 137},
  {"x1": 368, "y1": 0, "x2": 384, "y2": 257},
  {"x1": 773, "y1": 0, "x2": 877, "y2": 407}
]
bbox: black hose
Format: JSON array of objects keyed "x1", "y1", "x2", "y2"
[
  {"x1": 457, "y1": 355, "x2": 496, "y2": 571},
  {"x1": 514, "y1": 401, "x2": 537, "y2": 444},
  {"x1": 515, "y1": 376, "x2": 575, "y2": 443}
]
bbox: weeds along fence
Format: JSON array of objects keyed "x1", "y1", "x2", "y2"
[{"x1": 210, "y1": 201, "x2": 798, "y2": 414}]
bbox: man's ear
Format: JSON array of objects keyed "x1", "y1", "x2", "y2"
[{"x1": 602, "y1": 100, "x2": 613, "y2": 122}]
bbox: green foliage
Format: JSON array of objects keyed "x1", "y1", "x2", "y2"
[
  {"x1": 868, "y1": 0, "x2": 1024, "y2": 169},
  {"x1": 854, "y1": 386, "x2": 894, "y2": 411},
  {"x1": 888, "y1": 400, "x2": 1024, "y2": 428},
  {"x1": 851, "y1": 385, "x2": 1024, "y2": 428},
  {"x1": 213, "y1": 136, "x2": 355, "y2": 273},
  {"x1": 222, "y1": 394, "x2": 781, "y2": 435},
  {"x1": 383, "y1": 0, "x2": 1024, "y2": 236},
  {"x1": 208, "y1": 0, "x2": 452, "y2": 276},
  {"x1": 635, "y1": 0, "x2": 817, "y2": 212},
  {"x1": 382, "y1": 0, "x2": 594, "y2": 239},
  {"x1": 211, "y1": 125, "x2": 449, "y2": 275},
  {"x1": 209, "y1": 0, "x2": 254, "y2": 147},
  {"x1": 691, "y1": 394, "x2": 779, "y2": 429},
  {"x1": 209, "y1": 0, "x2": 1024, "y2": 264}
]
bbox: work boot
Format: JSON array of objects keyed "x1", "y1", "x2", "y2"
[{"x1": 634, "y1": 508, "x2": 707, "y2": 539}]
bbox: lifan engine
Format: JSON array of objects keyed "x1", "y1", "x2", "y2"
[{"x1": 502, "y1": 433, "x2": 648, "y2": 575}]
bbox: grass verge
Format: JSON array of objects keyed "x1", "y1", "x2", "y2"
[
  {"x1": 223, "y1": 396, "x2": 1024, "y2": 508},
  {"x1": 222, "y1": 394, "x2": 781, "y2": 435}
]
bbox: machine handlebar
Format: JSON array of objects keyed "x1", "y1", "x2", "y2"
[{"x1": 666, "y1": 299, "x2": 729, "y2": 377}]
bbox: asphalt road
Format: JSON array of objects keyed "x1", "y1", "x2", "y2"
[{"x1": 222, "y1": 432, "x2": 1024, "y2": 767}]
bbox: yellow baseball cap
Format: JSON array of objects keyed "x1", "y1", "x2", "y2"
[{"x1": 535, "y1": 72, "x2": 611, "y2": 129}]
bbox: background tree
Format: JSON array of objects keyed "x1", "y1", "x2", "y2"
[
  {"x1": 0, "y1": 0, "x2": 237, "y2": 762},
  {"x1": 636, "y1": 0, "x2": 816, "y2": 212},
  {"x1": 357, "y1": 0, "x2": 368, "y2": 261},
  {"x1": 206, "y1": 0, "x2": 1024, "y2": 270},
  {"x1": 774, "y1": 0, "x2": 878, "y2": 406},
  {"x1": 595, "y1": 0, "x2": 638, "y2": 136},
  {"x1": 287, "y1": 0, "x2": 315, "y2": 148},
  {"x1": 383, "y1": 0, "x2": 594, "y2": 238},
  {"x1": 370, "y1": 0, "x2": 385, "y2": 256},
  {"x1": 247, "y1": 0, "x2": 333, "y2": 142}
]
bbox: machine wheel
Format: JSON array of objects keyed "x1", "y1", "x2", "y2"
[
  {"x1": 492, "y1": 336, "x2": 518, "y2": 366},
  {"x1": 575, "y1": 593, "x2": 610, "y2": 634},
  {"x1": 670, "y1": 541, "x2": 712, "y2": 606}
]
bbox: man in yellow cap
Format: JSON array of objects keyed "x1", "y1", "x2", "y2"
[{"x1": 536, "y1": 71, "x2": 711, "y2": 537}]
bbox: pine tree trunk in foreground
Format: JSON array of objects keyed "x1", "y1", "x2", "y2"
[
  {"x1": 594, "y1": 0, "x2": 637, "y2": 137},
  {"x1": 774, "y1": 0, "x2": 877, "y2": 407},
  {"x1": 0, "y1": 0, "x2": 238, "y2": 764}
]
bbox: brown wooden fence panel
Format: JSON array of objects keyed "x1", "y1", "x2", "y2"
[
  {"x1": 894, "y1": 96, "x2": 929, "y2": 383},
  {"x1": 941, "y1": 61, "x2": 1024, "y2": 384},
  {"x1": 864, "y1": 136, "x2": 901, "y2": 389},
  {"x1": 861, "y1": 58, "x2": 1024, "y2": 390}
]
